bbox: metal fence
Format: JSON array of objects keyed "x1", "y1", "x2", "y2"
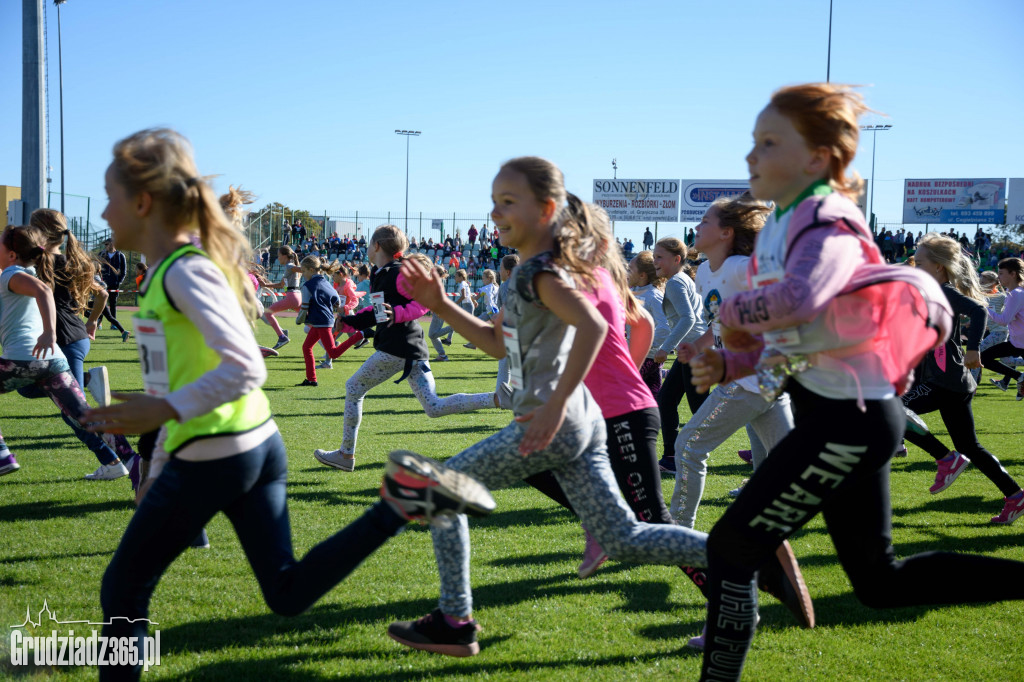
[{"x1": 244, "y1": 210, "x2": 494, "y2": 252}]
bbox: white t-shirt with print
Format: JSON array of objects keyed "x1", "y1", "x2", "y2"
[{"x1": 695, "y1": 255, "x2": 759, "y2": 394}]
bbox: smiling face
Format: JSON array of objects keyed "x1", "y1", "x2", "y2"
[
  {"x1": 490, "y1": 167, "x2": 552, "y2": 252},
  {"x1": 746, "y1": 106, "x2": 826, "y2": 209},
  {"x1": 652, "y1": 244, "x2": 682, "y2": 279}
]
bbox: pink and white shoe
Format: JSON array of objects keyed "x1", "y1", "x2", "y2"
[
  {"x1": 991, "y1": 493, "x2": 1024, "y2": 525},
  {"x1": 930, "y1": 452, "x2": 970, "y2": 494},
  {"x1": 578, "y1": 526, "x2": 608, "y2": 579}
]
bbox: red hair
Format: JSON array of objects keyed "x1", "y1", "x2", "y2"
[{"x1": 769, "y1": 83, "x2": 875, "y2": 201}]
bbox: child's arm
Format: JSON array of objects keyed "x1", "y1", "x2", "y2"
[
  {"x1": 624, "y1": 306, "x2": 654, "y2": 368},
  {"x1": 400, "y1": 259, "x2": 505, "y2": 356},
  {"x1": 8, "y1": 271, "x2": 58, "y2": 358},
  {"x1": 719, "y1": 225, "x2": 863, "y2": 333},
  {"x1": 517, "y1": 272, "x2": 608, "y2": 455},
  {"x1": 295, "y1": 285, "x2": 309, "y2": 325},
  {"x1": 86, "y1": 257, "x2": 267, "y2": 436},
  {"x1": 85, "y1": 284, "x2": 109, "y2": 340},
  {"x1": 988, "y1": 288, "x2": 1023, "y2": 326}
]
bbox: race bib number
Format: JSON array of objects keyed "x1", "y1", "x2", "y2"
[
  {"x1": 751, "y1": 269, "x2": 801, "y2": 347},
  {"x1": 134, "y1": 317, "x2": 170, "y2": 397},
  {"x1": 502, "y1": 324, "x2": 525, "y2": 390}
]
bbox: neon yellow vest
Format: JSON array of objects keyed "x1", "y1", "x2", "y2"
[{"x1": 137, "y1": 243, "x2": 271, "y2": 455}]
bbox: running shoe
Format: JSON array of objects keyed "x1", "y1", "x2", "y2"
[
  {"x1": 738, "y1": 449, "x2": 753, "y2": 465},
  {"x1": 316, "y1": 360, "x2": 333, "y2": 370},
  {"x1": 893, "y1": 443, "x2": 908, "y2": 458},
  {"x1": 381, "y1": 450, "x2": 496, "y2": 521},
  {"x1": 728, "y1": 478, "x2": 749, "y2": 498},
  {"x1": 387, "y1": 608, "x2": 481, "y2": 657},
  {"x1": 463, "y1": 343, "x2": 477, "y2": 350},
  {"x1": 1017, "y1": 377, "x2": 1024, "y2": 402},
  {"x1": 272, "y1": 331, "x2": 290, "y2": 350},
  {"x1": 578, "y1": 526, "x2": 608, "y2": 579},
  {"x1": 441, "y1": 338, "x2": 452, "y2": 346},
  {"x1": 121, "y1": 330, "x2": 131, "y2": 343},
  {"x1": 658, "y1": 456, "x2": 676, "y2": 474},
  {"x1": 757, "y1": 540, "x2": 815, "y2": 629},
  {"x1": 297, "y1": 379, "x2": 318, "y2": 387},
  {"x1": 991, "y1": 494, "x2": 1024, "y2": 525},
  {"x1": 85, "y1": 461, "x2": 130, "y2": 481},
  {"x1": 687, "y1": 624, "x2": 707, "y2": 650},
  {"x1": 259, "y1": 346, "x2": 279, "y2": 358},
  {"x1": 314, "y1": 449, "x2": 355, "y2": 472},
  {"x1": 86, "y1": 366, "x2": 111, "y2": 407},
  {"x1": 190, "y1": 528, "x2": 211, "y2": 549},
  {"x1": 990, "y1": 377, "x2": 1010, "y2": 392},
  {"x1": 0, "y1": 452, "x2": 20, "y2": 477},
  {"x1": 354, "y1": 338, "x2": 370, "y2": 349},
  {"x1": 496, "y1": 382, "x2": 514, "y2": 410},
  {"x1": 930, "y1": 452, "x2": 970, "y2": 494},
  {"x1": 903, "y1": 406, "x2": 930, "y2": 437},
  {"x1": 434, "y1": 355, "x2": 450, "y2": 362}
]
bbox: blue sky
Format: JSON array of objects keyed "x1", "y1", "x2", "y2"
[{"x1": 1, "y1": 0, "x2": 1022, "y2": 244}]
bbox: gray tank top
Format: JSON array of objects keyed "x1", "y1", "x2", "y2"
[{"x1": 503, "y1": 251, "x2": 591, "y2": 427}]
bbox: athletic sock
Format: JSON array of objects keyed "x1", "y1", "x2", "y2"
[{"x1": 443, "y1": 613, "x2": 472, "y2": 627}]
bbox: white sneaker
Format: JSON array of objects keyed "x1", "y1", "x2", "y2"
[
  {"x1": 496, "y1": 382, "x2": 514, "y2": 410},
  {"x1": 314, "y1": 449, "x2": 355, "y2": 472},
  {"x1": 85, "y1": 461, "x2": 130, "y2": 481},
  {"x1": 316, "y1": 360, "x2": 333, "y2": 370},
  {"x1": 86, "y1": 366, "x2": 110, "y2": 407}
]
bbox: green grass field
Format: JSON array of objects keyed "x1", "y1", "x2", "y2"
[{"x1": 2, "y1": 315, "x2": 1023, "y2": 680}]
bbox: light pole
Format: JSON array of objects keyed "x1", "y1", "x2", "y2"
[
  {"x1": 860, "y1": 124, "x2": 892, "y2": 233},
  {"x1": 55, "y1": 0, "x2": 68, "y2": 214},
  {"x1": 611, "y1": 159, "x2": 617, "y2": 234},
  {"x1": 395, "y1": 130, "x2": 420, "y2": 233}
]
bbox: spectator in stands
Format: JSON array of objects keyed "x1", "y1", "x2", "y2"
[
  {"x1": 480, "y1": 225, "x2": 489, "y2": 243},
  {"x1": 643, "y1": 226, "x2": 654, "y2": 249},
  {"x1": 282, "y1": 221, "x2": 292, "y2": 245},
  {"x1": 467, "y1": 224, "x2": 478, "y2": 245}
]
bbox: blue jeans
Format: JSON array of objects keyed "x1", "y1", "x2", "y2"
[{"x1": 99, "y1": 430, "x2": 406, "y2": 681}]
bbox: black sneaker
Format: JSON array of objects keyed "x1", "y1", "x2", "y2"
[
  {"x1": 387, "y1": 608, "x2": 480, "y2": 657},
  {"x1": 757, "y1": 540, "x2": 815, "y2": 628},
  {"x1": 297, "y1": 379, "x2": 318, "y2": 387},
  {"x1": 441, "y1": 338, "x2": 452, "y2": 346},
  {"x1": 658, "y1": 456, "x2": 676, "y2": 474},
  {"x1": 380, "y1": 450, "x2": 496, "y2": 522},
  {"x1": 190, "y1": 528, "x2": 210, "y2": 549},
  {"x1": 990, "y1": 377, "x2": 1010, "y2": 392},
  {"x1": 354, "y1": 338, "x2": 370, "y2": 349}
]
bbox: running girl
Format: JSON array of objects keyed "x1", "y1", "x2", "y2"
[
  {"x1": 312, "y1": 225, "x2": 503, "y2": 473},
  {"x1": 903, "y1": 234, "x2": 1024, "y2": 522},
  {"x1": 296, "y1": 255, "x2": 341, "y2": 386},
  {"x1": 982, "y1": 257, "x2": 1024, "y2": 398},
  {"x1": 263, "y1": 245, "x2": 302, "y2": 349},
  {"x1": 970, "y1": 270, "x2": 1005, "y2": 384},
  {"x1": 427, "y1": 265, "x2": 454, "y2": 361},
  {"x1": 454, "y1": 268, "x2": 474, "y2": 316},
  {"x1": 0, "y1": 224, "x2": 134, "y2": 480},
  {"x1": 670, "y1": 192, "x2": 794, "y2": 530},
  {"x1": 627, "y1": 250, "x2": 670, "y2": 398},
  {"x1": 390, "y1": 156, "x2": 809, "y2": 657},
  {"x1": 690, "y1": 83, "x2": 1024, "y2": 681},
  {"x1": 652, "y1": 237, "x2": 708, "y2": 472},
  {"x1": 85, "y1": 129, "x2": 495, "y2": 680}
]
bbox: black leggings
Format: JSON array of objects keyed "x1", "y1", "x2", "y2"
[
  {"x1": 524, "y1": 407, "x2": 672, "y2": 524},
  {"x1": 700, "y1": 380, "x2": 1024, "y2": 681},
  {"x1": 657, "y1": 358, "x2": 710, "y2": 460},
  {"x1": 981, "y1": 340, "x2": 1024, "y2": 380},
  {"x1": 901, "y1": 381, "x2": 1019, "y2": 497},
  {"x1": 103, "y1": 290, "x2": 126, "y2": 333}
]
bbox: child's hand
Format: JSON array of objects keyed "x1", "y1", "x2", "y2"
[
  {"x1": 964, "y1": 350, "x2": 982, "y2": 369},
  {"x1": 720, "y1": 324, "x2": 759, "y2": 352},
  {"x1": 84, "y1": 393, "x2": 179, "y2": 435},
  {"x1": 653, "y1": 349, "x2": 669, "y2": 364},
  {"x1": 400, "y1": 259, "x2": 445, "y2": 309},
  {"x1": 85, "y1": 320, "x2": 98, "y2": 340},
  {"x1": 690, "y1": 348, "x2": 725, "y2": 394},
  {"x1": 515, "y1": 401, "x2": 567, "y2": 455},
  {"x1": 33, "y1": 331, "x2": 57, "y2": 359},
  {"x1": 676, "y1": 342, "x2": 698, "y2": 363},
  {"x1": 384, "y1": 303, "x2": 395, "y2": 326}
]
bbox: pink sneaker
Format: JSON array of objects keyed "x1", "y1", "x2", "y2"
[
  {"x1": 929, "y1": 452, "x2": 970, "y2": 494},
  {"x1": 578, "y1": 526, "x2": 608, "y2": 579},
  {"x1": 991, "y1": 493, "x2": 1024, "y2": 525}
]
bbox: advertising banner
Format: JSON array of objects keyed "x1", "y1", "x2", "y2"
[
  {"x1": 903, "y1": 178, "x2": 1006, "y2": 224},
  {"x1": 1007, "y1": 178, "x2": 1024, "y2": 224},
  {"x1": 592, "y1": 179, "x2": 679, "y2": 222},
  {"x1": 678, "y1": 180, "x2": 749, "y2": 222}
]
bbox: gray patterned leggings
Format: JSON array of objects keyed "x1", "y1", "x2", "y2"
[
  {"x1": 340, "y1": 350, "x2": 495, "y2": 455},
  {"x1": 428, "y1": 314, "x2": 453, "y2": 356},
  {"x1": 432, "y1": 405, "x2": 709, "y2": 616}
]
